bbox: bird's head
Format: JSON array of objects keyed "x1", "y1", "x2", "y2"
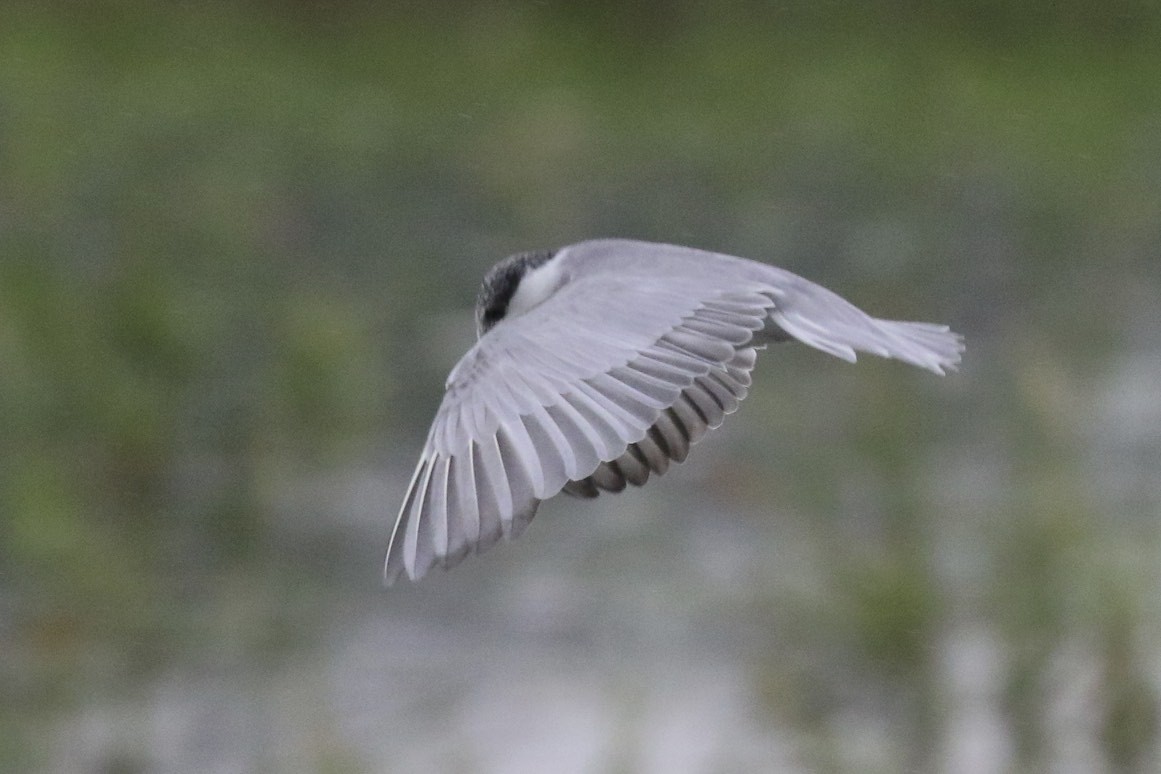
[{"x1": 475, "y1": 249, "x2": 560, "y2": 337}]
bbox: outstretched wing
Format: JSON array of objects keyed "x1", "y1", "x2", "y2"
[{"x1": 385, "y1": 274, "x2": 776, "y2": 583}]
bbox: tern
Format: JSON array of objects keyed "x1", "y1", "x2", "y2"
[{"x1": 387, "y1": 239, "x2": 963, "y2": 583}]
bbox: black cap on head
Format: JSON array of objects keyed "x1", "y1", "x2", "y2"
[{"x1": 476, "y1": 249, "x2": 556, "y2": 336}]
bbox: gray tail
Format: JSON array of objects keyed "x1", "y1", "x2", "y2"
[{"x1": 767, "y1": 281, "x2": 964, "y2": 375}]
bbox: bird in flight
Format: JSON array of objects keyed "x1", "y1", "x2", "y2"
[{"x1": 387, "y1": 239, "x2": 963, "y2": 583}]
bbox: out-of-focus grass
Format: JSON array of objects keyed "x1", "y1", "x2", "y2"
[{"x1": 2, "y1": 2, "x2": 1160, "y2": 771}]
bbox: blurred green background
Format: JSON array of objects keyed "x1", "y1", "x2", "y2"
[{"x1": 3, "y1": 2, "x2": 1160, "y2": 772}]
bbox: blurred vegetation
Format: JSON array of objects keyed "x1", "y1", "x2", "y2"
[{"x1": 2, "y1": 1, "x2": 1161, "y2": 771}]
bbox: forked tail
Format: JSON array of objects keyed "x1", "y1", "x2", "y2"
[{"x1": 766, "y1": 280, "x2": 964, "y2": 375}]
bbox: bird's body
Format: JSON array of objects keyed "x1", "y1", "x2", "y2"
[{"x1": 387, "y1": 239, "x2": 963, "y2": 583}]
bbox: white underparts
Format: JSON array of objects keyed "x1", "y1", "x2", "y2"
[{"x1": 507, "y1": 256, "x2": 567, "y2": 320}]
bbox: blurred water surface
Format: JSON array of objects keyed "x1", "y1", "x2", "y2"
[{"x1": 2, "y1": 3, "x2": 1160, "y2": 772}]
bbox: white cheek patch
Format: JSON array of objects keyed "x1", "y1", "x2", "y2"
[{"x1": 507, "y1": 256, "x2": 566, "y2": 318}]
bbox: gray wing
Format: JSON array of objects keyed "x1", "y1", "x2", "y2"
[
  {"x1": 386, "y1": 275, "x2": 777, "y2": 583},
  {"x1": 562, "y1": 239, "x2": 966, "y2": 376}
]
